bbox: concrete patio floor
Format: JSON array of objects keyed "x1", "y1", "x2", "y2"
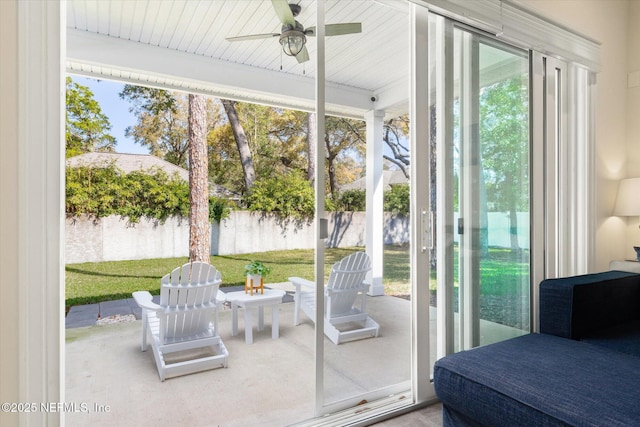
[
  {"x1": 65, "y1": 284, "x2": 525, "y2": 426},
  {"x1": 66, "y1": 287, "x2": 417, "y2": 426}
]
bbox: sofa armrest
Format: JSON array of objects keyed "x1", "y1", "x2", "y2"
[{"x1": 539, "y1": 271, "x2": 640, "y2": 340}]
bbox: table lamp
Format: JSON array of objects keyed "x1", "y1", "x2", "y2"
[
  {"x1": 613, "y1": 177, "x2": 640, "y2": 224},
  {"x1": 614, "y1": 177, "x2": 640, "y2": 261}
]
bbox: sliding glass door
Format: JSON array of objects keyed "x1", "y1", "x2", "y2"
[
  {"x1": 320, "y1": 0, "x2": 412, "y2": 414},
  {"x1": 309, "y1": 1, "x2": 584, "y2": 420},
  {"x1": 432, "y1": 18, "x2": 531, "y2": 364}
]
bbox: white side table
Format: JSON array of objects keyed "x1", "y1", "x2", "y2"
[
  {"x1": 609, "y1": 260, "x2": 640, "y2": 274},
  {"x1": 225, "y1": 289, "x2": 285, "y2": 344}
]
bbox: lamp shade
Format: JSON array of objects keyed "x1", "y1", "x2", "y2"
[{"x1": 613, "y1": 177, "x2": 640, "y2": 216}]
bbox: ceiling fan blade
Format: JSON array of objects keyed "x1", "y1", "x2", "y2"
[
  {"x1": 305, "y1": 23, "x2": 362, "y2": 37},
  {"x1": 226, "y1": 33, "x2": 280, "y2": 42},
  {"x1": 271, "y1": 0, "x2": 295, "y2": 26},
  {"x1": 296, "y1": 45, "x2": 310, "y2": 63},
  {"x1": 325, "y1": 23, "x2": 362, "y2": 36}
]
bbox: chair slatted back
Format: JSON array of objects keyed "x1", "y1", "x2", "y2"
[
  {"x1": 158, "y1": 261, "x2": 221, "y2": 343},
  {"x1": 326, "y1": 252, "x2": 371, "y2": 315}
]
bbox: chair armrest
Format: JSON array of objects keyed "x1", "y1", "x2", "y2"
[
  {"x1": 289, "y1": 277, "x2": 315, "y2": 289},
  {"x1": 326, "y1": 283, "x2": 369, "y2": 295},
  {"x1": 132, "y1": 291, "x2": 162, "y2": 311},
  {"x1": 216, "y1": 289, "x2": 226, "y2": 305}
]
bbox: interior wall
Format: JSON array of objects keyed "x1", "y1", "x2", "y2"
[
  {"x1": 517, "y1": 0, "x2": 630, "y2": 270},
  {"x1": 626, "y1": 1, "x2": 640, "y2": 250},
  {"x1": 0, "y1": 2, "x2": 20, "y2": 424}
]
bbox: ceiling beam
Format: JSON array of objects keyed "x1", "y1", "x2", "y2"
[{"x1": 67, "y1": 29, "x2": 376, "y2": 118}]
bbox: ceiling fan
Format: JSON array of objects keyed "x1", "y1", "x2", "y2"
[{"x1": 226, "y1": 0, "x2": 362, "y2": 64}]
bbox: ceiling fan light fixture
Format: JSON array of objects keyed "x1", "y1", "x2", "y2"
[
  {"x1": 279, "y1": 22, "x2": 306, "y2": 57},
  {"x1": 227, "y1": 2, "x2": 361, "y2": 64}
]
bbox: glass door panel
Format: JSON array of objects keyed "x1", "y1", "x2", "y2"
[
  {"x1": 457, "y1": 30, "x2": 532, "y2": 350},
  {"x1": 320, "y1": 0, "x2": 411, "y2": 414},
  {"x1": 433, "y1": 22, "x2": 531, "y2": 363}
]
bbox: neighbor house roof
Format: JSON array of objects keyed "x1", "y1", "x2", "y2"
[
  {"x1": 67, "y1": 152, "x2": 189, "y2": 180},
  {"x1": 66, "y1": 152, "x2": 238, "y2": 199}
]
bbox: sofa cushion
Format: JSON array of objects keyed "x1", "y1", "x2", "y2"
[{"x1": 434, "y1": 333, "x2": 640, "y2": 427}]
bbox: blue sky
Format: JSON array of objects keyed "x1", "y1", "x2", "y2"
[{"x1": 74, "y1": 76, "x2": 148, "y2": 154}]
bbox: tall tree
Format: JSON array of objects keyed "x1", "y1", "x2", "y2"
[
  {"x1": 306, "y1": 113, "x2": 317, "y2": 183},
  {"x1": 65, "y1": 77, "x2": 116, "y2": 157},
  {"x1": 324, "y1": 116, "x2": 366, "y2": 199},
  {"x1": 221, "y1": 99, "x2": 256, "y2": 192},
  {"x1": 265, "y1": 107, "x2": 308, "y2": 176},
  {"x1": 119, "y1": 85, "x2": 189, "y2": 167},
  {"x1": 188, "y1": 94, "x2": 210, "y2": 262},
  {"x1": 209, "y1": 102, "x2": 307, "y2": 195},
  {"x1": 480, "y1": 77, "x2": 529, "y2": 253},
  {"x1": 383, "y1": 114, "x2": 410, "y2": 178}
]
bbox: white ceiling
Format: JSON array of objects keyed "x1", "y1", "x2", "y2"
[{"x1": 66, "y1": 0, "x2": 412, "y2": 119}]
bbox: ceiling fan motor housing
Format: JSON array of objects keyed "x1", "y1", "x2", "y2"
[
  {"x1": 289, "y1": 3, "x2": 302, "y2": 17},
  {"x1": 281, "y1": 21, "x2": 305, "y2": 34}
]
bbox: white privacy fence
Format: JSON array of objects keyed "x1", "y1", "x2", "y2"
[
  {"x1": 65, "y1": 211, "x2": 409, "y2": 263},
  {"x1": 65, "y1": 211, "x2": 529, "y2": 263}
]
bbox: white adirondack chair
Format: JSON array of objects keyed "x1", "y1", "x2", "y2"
[
  {"x1": 289, "y1": 252, "x2": 380, "y2": 344},
  {"x1": 132, "y1": 261, "x2": 228, "y2": 381}
]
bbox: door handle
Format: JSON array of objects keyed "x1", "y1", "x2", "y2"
[
  {"x1": 429, "y1": 210, "x2": 434, "y2": 250},
  {"x1": 421, "y1": 210, "x2": 434, "y2": 252},
  {"x1": 421, "y1": 210, "x2": 428, "y2": 253}
]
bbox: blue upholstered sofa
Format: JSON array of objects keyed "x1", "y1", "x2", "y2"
[{"x1": 434, "y1": 270, "x2": 640, "y2": 426}]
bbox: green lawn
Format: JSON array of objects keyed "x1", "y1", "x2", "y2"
[
  {"x1": 479, "y1": 247, "x2": 530, "y2": 295},
  {"x1": 65, "y1": 245, "x2": 529, "y2": 321},
  {"x1": 65, "y1": 247, "x2": 380, "y2": 307}
]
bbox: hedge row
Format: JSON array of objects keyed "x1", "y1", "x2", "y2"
[{"x1": 65, "y1": 165, "x2": 229, "y2": 223}]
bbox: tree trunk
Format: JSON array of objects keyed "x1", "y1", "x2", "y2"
[
  {"x1": 222, "y1": 99, "x2": 255, "y2": 192},
  {"x1": 188, "y1": 94, "x2": 210, "y2": 262},
  {"x1": 325, "y1": 134, "x2": 337, "y2": 199},
  {"x1": 507, "y1": 173, "x2": 521, "y2": 254},
  {"x1": 306, "y1": 112, "x2": 316, "y2": 184}
]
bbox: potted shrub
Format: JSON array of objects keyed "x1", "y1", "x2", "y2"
[{"x1": 244, "y1": 261, "x2": 272, "y2": 294}]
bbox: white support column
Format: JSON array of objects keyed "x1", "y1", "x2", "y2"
[
  {"x1": 365, "y1": 110, "x2": 385, "y2": 296},
  {"x1": 314, "y1": 0, "x2": 326, "y2": 416}
]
